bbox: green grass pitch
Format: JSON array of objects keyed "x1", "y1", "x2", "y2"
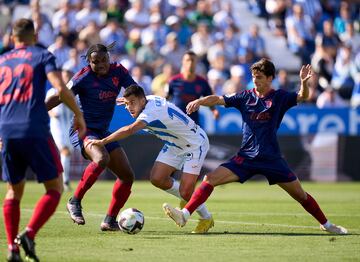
[{"x1": 1, "y1": 181, "x2": 359, "y2": 261}]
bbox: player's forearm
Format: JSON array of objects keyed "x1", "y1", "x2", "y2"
[
  {"x1": 198, "y1": 95, "x2": 224, "y2": 107},
  {"x1": 45, "y1": 94, "x2": 62, "y2": 111},
  {"x1": 59, "y1": 89, "x2": 83, "y2": 117},
  {"x1": 297, "y1": 80, "x2": 310, "y2": 102},
  {"x1": 102, "y1": 126, "x2": 133, "y2": 144},
  {"x1": 46, "y1": 71, "x2": 81, "y2": 115}
]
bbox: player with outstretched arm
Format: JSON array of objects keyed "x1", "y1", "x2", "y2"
[
  {"x1": 162, "y1": 58, "x2": 348, "y2": 235},
  {"x1": 87, "y1": 84, "x2": 214, "y2": 233}
]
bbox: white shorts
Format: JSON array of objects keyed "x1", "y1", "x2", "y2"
[
  {"x1": 155, "y1": 136, "x2": 209, "y2": 175},
  {"x1": 50, "y1": 118, "x2": 72, "y2": 150}
]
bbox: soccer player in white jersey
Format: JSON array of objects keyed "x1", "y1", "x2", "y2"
[
  {"x1": 86, "y1": 84, "x2": 214, "y2": 233},
  {"x1": 46, "y1": 70, "x2": 74, "y2": 191}
]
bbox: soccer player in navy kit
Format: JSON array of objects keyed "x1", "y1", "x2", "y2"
[
  {"x1": 47, "y1": 43, "x2": 137, "y2": 231},
  {"x1": 163, "y1": 58, "x2": 348, "y2": 234},
  {"x1": 167, "y1": 51, "x2": 219, "y2": 125},
  {"x1": 0, "y1": 19, "x2": 86, "y2": 262}
]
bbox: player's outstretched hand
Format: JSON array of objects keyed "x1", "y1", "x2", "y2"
[
  {"x1": 73, "y1": 114, "x2": 86, "y2": 139},
  {"x1": 186, "y1": 99, "x2": 201, "y2": 115},
  {"x1": 85, "y1": 139, "x2": 104, "y2": 149},
  {"x1": 116, "y1": 97, "x2": 126, "y2": 106},
  {"x1": 299, "y1": 64, "x2": 313, "y2": 83}
]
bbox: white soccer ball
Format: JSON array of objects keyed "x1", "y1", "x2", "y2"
[{"x1": 118, "y1": 208, "x2": 144, "y2": 234}]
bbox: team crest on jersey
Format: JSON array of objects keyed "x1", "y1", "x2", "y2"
[
  {"x1": 112, "y1": 77, "x2": 119, "y2": 87},
  {"x1": 265, "y1": 100, "x2": 272, "y2": 108},
  {"x1": 195, "y1": 85, "x2": 202, "y2": 94}
]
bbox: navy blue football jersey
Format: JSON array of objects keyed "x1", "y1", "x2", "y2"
[
  {"x1": 168, "y1": 74, "x2": 213, "y2": 124},
  {"x1": 68, "y1": 63, "x2": 136, "y2": 131},
  {"x1": 223, "y1": 89, "x2": 298, "y2": 159},
  {"x1": 0, "y1": 45, "x2": 57, "y2": 138}
]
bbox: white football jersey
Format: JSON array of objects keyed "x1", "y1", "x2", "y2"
[{"x1": 137, "y1": 96, "x2": 207, "y2": 153}]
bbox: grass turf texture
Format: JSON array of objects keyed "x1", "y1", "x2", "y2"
[{"x1": 1, "y1": 181, "x2": 359, "y2": 261}]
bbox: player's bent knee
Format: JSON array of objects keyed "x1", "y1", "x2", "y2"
[
  {"x1": 95, "y1": 155, "x2": 110, "y2": 169},
  {"x1": 149, "y1": 175, "x2": 164, "y2": 188},
  {"x1": 203, "y1": 173, "x2": 217, "y2": 186},
  {"x1": 5, "y1": 189, "x2": 18, "y2": 200},
  {"x1": 121, "y1": 171, "x2": 134, "y2": 183},
  {"x1": 44, "y1": 177, "x2": 64, "y2": 193},
  {"x1": 179, "y1": 189, "x2": 192, "y2": 201}
]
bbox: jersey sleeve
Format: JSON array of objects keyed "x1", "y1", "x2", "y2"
[
  {"x1": 43, "y1": 51, "x2": 58, "y2": 74},
  {"x1": 66, "y1": 76, "x2": 80, "y2": 95},
  {"x1": 223, "y1": 92, "x2": 245, "y2": 108},
  {"x1": 136, "y1": 107, "x2": 155, "y2": 126},
  {"x1": 281, "y1": 91, "x2": 298, "y2": 111},
  {"x1": 68, "y1": 66, "x2": 90, "y2": 95},
  {"x1": 118, "y1": 64, "x2": 137, "y2": 88}
]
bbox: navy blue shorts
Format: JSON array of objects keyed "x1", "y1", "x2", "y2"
[
  {"x1": 220, "y1": 155, "x2": 297, "y2": 185},
  {"x1": 69, "y1": 128, "x2": 120, "y2": 159},
  {"x1": 2, "y1": 137, "x2": 63, "y2": 184}
]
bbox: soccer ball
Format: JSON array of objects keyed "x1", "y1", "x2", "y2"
[{"x1": 118, "y1": 208, "x2": 144, "y2": 234}]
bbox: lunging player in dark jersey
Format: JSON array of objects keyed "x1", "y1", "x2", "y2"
[
  {"x1": 163, "y1": 58, "x2": 347, "y2": 235},
  {"x1": 47, "y1": 43, "x2": 137, "y2": 231},
  {"x1": 0, "y1": 19, "x2": 86, "y2": 262},
  {"x1": 167, "y1": 51, "x2": 219, "y2": 125}
]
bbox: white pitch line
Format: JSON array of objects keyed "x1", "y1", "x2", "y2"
[{"x1": 209, "y1": 211, "x2": 360, "y2": 217}]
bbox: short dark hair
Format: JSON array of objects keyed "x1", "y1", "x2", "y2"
[
  {"x1": 250, "y1": 58, "x2": 276, "y2": 79},
  {"x1": 12, "y1": 18, "x2": 35, "y2": 41},
  {"x1": 183, "y1": 50, "x2": 197, "y2": 58},
  {"x1": 123, "y1": 84, "x2": 146, "y2": 99}
]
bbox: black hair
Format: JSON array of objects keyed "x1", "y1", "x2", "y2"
[
  {"x1": 83, "y1": 41, "x2": 116, "y2": 62},
  {"x1": 183, "y1": 50, "x2": 197, "y2": 58},
  {"x1": 250, "y1": 58, "x2": 276, "y2": 79},
  {"x1": 123, "y1": 84, "x2": 146, "y2": 99}
]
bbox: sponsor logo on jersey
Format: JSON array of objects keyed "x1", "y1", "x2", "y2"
[
  {"x1": 112, "y1": 77, "x2": 119, "y2": 87},
  {"x1": 99, "y1": 90, "x2": 117, "y2": 101}
]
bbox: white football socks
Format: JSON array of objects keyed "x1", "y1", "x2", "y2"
[
  {"x1": 195, "y1": 203, "x2": 212, "y2": 219},
  {"x1": 61, "y1": 153, "x2": 71, "y2": 184},
  {"x1": 182, "y1": 208, "x2": 191, "y2": 220},
  {"x1": 165, "y1": 179, "x2": 211, "y2": 219},
  {"x1": 165, "y1": 179, "x2": 182, "y2": 199},
  {"x1": 322, "y1": 220, "x2": 332, "y2": 228}
]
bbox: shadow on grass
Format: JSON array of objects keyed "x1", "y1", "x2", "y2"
[
  {"x1": 185, "y1": 231, "x2": 360, "y2": 237},
  {"x1": 99, "y1": 230, "x2": 360, "y2": 237},
  {"x1": 144, "y1": 230, "x2": 359, "y2": 237}
]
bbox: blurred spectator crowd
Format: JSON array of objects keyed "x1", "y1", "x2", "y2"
[{"x1": 0, "y1": 0, "x2": 359, "y2": 108}]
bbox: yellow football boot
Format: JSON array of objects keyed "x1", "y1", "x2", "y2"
[{"x1": 191, "y1": 216, "x2": 214, "y2": 234}]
